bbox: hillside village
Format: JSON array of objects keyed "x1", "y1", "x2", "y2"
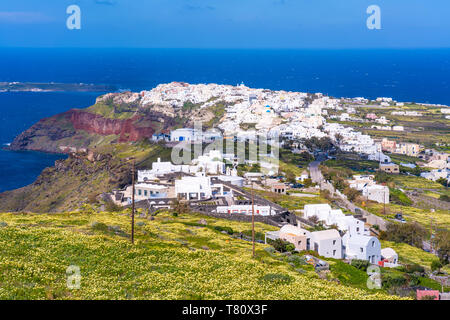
[
  {"x1": 96, "y1": 82, "x2": 450, "y2": 299},
  {"x1": 2, "y1": 82, "x2": 449, "y2": 300}
]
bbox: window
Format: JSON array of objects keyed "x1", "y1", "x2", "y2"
[
  {"x1": 333, "y1": 250, "x2": 336, "y2": 256},
  {"x1": 356, "y1": 227, "x2": 359, "y2": 232},
  {"x1": 138, "y1": 189, "x2": 142, "y2": 196},
  {"x1": 360, "y1": 247, "x2": 363, "y2": 253},
  {"x1": 144, "y1": 190, "x2": 147, "y2": 196},
  {"x1": 333, "y1": 240, "x2": 336, "y2": 245},
  {"x1": 372, "y1": 240, "x2": 375, "y2": 247}
]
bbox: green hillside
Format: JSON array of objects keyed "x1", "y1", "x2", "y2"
[{"x1": 0, "y1": 211, "x2": 403, "y2": 300}]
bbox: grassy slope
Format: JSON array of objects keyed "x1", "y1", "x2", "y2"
[
  {"x1": 0, "y1": 211, "x2": 402, "y2": 300},
  {"x1": 380, "y1": 240, "x2": 450, "y2": 274}
]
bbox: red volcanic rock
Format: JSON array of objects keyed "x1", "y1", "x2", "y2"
[{"x1": 69, "y1": 110, "x2": 154, "y2": 142}]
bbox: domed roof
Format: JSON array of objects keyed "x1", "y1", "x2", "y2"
[
  {"x1": 381, "y1": 248, "x2": 397, "y2": 259},
  {"x1": 280, "y1": 224, "x2": 305, "y2": 237}
]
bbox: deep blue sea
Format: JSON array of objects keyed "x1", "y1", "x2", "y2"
[{"x1": 0, "y1": 48, "x2": 449, "y2": 192}]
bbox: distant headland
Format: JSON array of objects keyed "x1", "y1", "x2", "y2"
[{"x1": 0, "y1": 82, "x2": 116, "y2": 93}]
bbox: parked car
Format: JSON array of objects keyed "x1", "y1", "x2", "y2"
[{"x1": 395, "y1": 213, "x2": 406, "y2": 223}]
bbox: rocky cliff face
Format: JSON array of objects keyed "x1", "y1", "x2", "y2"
[
  {"x1": 69, "y1": 111, "x2": 155, "y2": 142},
  {"x1": 8, "y1": 90, "x2": 226, "y2": 153}
]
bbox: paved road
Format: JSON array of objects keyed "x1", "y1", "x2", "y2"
[{"x1": 309, "y1": 160, "x2": 324, "y2": 184}]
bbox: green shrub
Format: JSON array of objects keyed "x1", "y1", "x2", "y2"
[
  {"x1": 405, "y1": 273, "x2": 420, "y2": 287},
  {"x1": 404, "y1": 263, "x2": 425, "y2": 275},
  {"x1": 390, "y1": 188, "x2": 412, "y2": 206},
  {"x1": 431, "y1": 260, "x2": 443, "y2": 272},
  {"x1": 382, "y1": 274, "x2": 407, "y2": 289},
  {"x1": 105, "y1": 200, "x2": 122, "y2": 212},
  {"x1": 213, "y1": 226, "x2": 234, "y2": 235},
  {"x1": 259, "y1": 273, "x2": 293, "y2": 284},
  {"x1": 91, "y1": 221, "x2": 109, "y2": 232},
  {"x1": 351, "y1": 259, "x2": 370, "y2": 272},
  {"x1": 285, "y1": 243, "x2": 296, "y2": 252},
  {"x1": 242, "y1": 230, "x2": 265, "y2": 241},
  {"x1": 267, "y1": 238, "x2": 295, "y2": 253},
  {"x1": 380, "y1": 222, "x2": 427, "y2": 248}
]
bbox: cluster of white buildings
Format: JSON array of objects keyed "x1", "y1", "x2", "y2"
[
  {"x1": 303, "y1": 204, "x2": 370, "y2": 236},
  {"x1": 138, "y1": 150, "x2": 227, "y2": 182},
  {"x1": 348, "y1": 175, "x2": 390, "y2": 204},
  {"x1": 140, "y1": 82, "x2": 396, "y2": 158},
  {"x1": 266, "y1": 203, "x2": 397, "y2": 265}
]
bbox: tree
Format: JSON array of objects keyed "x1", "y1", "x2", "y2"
[
  {"x1": 380, "y1": 222, "x2": 427, "y2": 248},
  {"x1": 431, "y1": 260, "x2": 443, "y2": 273},
  {"x1": 436, "y1": 178, "x2": 448, "y2": 187},
  {"x1": 285, "y1": 171, "x2": 296, "y2": 184},
  {"x1": 307, "y1": 215, "x2": 319, "y2": 225},
  {"x1": 249, "y1": 163, "x2": 261, "y2": 173},
  {"x1": 269, "y1": 238, "x2": 295, "y2": 253},
  {"x1": 433, "y1": 229, "x2": 450, "y2": 265},
  {"x1": 343, "y1": 187, "x2": 361, "y2": 202},
  {"x1": 375, "y1": 171, "x2": 392, "y2": 184}
]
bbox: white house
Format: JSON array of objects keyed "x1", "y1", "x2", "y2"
[
  {"x1": 112, "y1": 183, "x2": 169, "y2": 205},
  {"x1": 175, "y1": 175, "x2": 228, "y2": 200},
  {"x1": 342, "y1": 233, "x2": 381, "y2": 264},
  {"x1": 310, "y1": 229, "x2": 342, "y2": 259},
  {"x1": 348, "y1": 175, "x2": 375, "y2": 191},
  {"x1": 304, "y1": 204, "x2": 369, "y2": 236},
  {"x1": 362, "y1": 185, "x2": 390, "y2": 204},
  {"x1": 420, "y1": 169, "x2": 448, "y2": 182},
  {"x1": 170, "y1": 128, "x2": 202, "y2": 142},
  {"x1": 330, "y1": 215, "x2": 368, "y2": 236},
  {"x1": 380, "y1": 248, "x2": 399, "y2": 267},
  {"x1": 368, "y1": 152, "x2": 391, "y2": 164},
  {"x1": 175, "y1": 176, "x2": 213, "y2": 200},
  {"x1": 191, "y1": 150, "x2": 225, "y2": 175},
  {"x1": 303, "y1": 204, "x2": 332, "y2": 222},
  {"x1": 296, "y1": 170, "x2": 309, "y2": 182},
  {"x1": 134, "y1": 183, "x2": 168, "y2": 200}
]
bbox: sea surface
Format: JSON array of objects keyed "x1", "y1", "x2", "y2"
[{"x1": 0, "y1": 48, "x2": 449, "y2": 192}]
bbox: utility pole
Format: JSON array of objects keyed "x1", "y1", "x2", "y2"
[
  {"x1": 131, "y1": 159, "x2": 135, "y2": 245},
  {"x1": 430, "y1": 217, "x2": 434, "y2": 253},
  {"x1": 251, "y1": 181, "x2": 255, "y2": 258}
]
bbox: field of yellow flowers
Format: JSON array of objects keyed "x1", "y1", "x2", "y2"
[{"x1": 0, "y1": 210, "x2": 404, "y2": 300}]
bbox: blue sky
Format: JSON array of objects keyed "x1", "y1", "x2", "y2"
[{"x1": 0, "y1": 0, "x2": 449, "y2": 48}]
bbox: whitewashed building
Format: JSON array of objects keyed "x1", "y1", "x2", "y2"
[
  {"x1": 342, "y1": 233, "x2": 381, "y2": 264},
  {"x1": 304, "y1": 204, "x2": 369, "y2": 236},
  {"x1": 310, "y1": 229, "x2": 342, "y2": 259},
  {"x1": 362, "y1": 185, "x2": 390, "y2": 204}
]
